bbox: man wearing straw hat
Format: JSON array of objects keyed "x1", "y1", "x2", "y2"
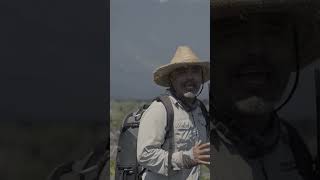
[
  {"x1": 137, "y1": 46, "x2": 210, "y2": 179},
  {"x1": 210, "y1": 0, "x2": 320, "y2": 180}
]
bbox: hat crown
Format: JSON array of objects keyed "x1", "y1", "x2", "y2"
[{"x1": 170, "y1": 46, "x2": 201, "y2": 64}]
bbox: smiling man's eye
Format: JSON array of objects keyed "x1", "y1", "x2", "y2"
[
  {"x1": 190, "y1": 66, "x2": 201, "y2": 74},
  {"x1": 175, "y1": 68, "x2": 187, "y2": 75}
]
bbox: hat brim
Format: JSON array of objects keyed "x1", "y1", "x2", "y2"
[
  {"x1": 153, "y1": 61, "x2": 210, "y2": 87},
  {"x1": 211, "y1": 0, "x2": 317, "y2": 19},
  {"x1": 211, "y1": 0, "x2": 320, "y2": 70}
]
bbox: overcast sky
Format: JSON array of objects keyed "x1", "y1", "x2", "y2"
[{"x1": 110, "y1": 0, "x2": 210, "y2": 100}]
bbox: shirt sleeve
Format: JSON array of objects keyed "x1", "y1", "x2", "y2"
[{"x1": 136, "y1": 101, "x2": 196, "y2": 176}]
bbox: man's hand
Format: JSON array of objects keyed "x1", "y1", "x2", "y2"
[{"x1": 192, "y1": 142, "x2": 210, "y2": 165}]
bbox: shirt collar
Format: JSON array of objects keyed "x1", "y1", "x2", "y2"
[{"x1": 166, "y1": 90, "x2": 199, "y2": 111}]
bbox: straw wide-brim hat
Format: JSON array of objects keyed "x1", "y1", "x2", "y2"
[
  {"x1": 211, "y1": 0, "x2": 320, "y2": 70},
  {"x1": 153, "y1": 46, "x2": 210, "y2": 87}
]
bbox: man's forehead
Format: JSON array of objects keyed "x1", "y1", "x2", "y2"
[{"x1": 174, "y1": 65, "x2": 201, "y2": 72}]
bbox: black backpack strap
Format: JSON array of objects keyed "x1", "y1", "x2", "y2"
[
  {"x1": 156, "y1": 95, "x2": 174, "y2": 177},
  {"x1": 198, "y1": 100, "x2": 210, "y2": 137},
  {"x1": 47, "y1": 140, "x2": 109, "y2": 180},
  {"x1": 78, "y1": 141, "x2": 110, "y2": 179},
  {"x1": 47, "y1": 161, "x2": 74, "y2": 180},
  {"x1": 281, "y1": 120, "x2": 316, "y2": 180}
]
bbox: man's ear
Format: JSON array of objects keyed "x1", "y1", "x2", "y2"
[
  {"x1": 169, "y1": 77, "x2": 174, "y2": 89},
  {"x1": 168, "y1": 73, "x2": 174, "y2": 86},
  {"x1": 168, "y1": 73, "x2": 176, "y2": 92}
]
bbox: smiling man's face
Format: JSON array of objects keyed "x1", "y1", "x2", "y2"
[
  {"x1": 212, "y1": 13, "x2": 295, "y2": 116},
  {"x1": 170, "y1": 66, "x2": 202, "y2": 100}
]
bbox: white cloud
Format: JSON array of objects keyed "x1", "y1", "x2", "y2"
[{"x1": 159, "y1": 0, "x2": 169, "y2": 3}]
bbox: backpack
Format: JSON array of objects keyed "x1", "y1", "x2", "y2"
[
  {"x1": 47, "y1": 140, "x2": 109, "y2": 180},
  {"x1": 115, "y1": 95, "x2": 209, "y2": 180},
  {"x1": 281, "y1": 120, "x2": 319, "y2": 180}
]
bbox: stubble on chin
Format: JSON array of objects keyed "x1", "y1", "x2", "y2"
[
  {"x1": 184, "y1": 92, "x2": 196, "y2": 99},
  {"x1": 234, "y1": 96, "x2": 274, "y2": 115}
]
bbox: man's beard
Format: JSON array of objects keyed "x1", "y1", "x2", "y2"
[
  {"x1": 182, "y1": 80, "x2": 198, "y2": 99},
  {"x1": 183, "y1": 91, "x2": 196, "y2": 99},
  {"x1": 234, "y1": 96, "x2": 274, "y2": 115}
]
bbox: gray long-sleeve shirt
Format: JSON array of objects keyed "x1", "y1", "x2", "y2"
[{"x1": 137, "y1": 95, "x2": 208, "y2": 180}]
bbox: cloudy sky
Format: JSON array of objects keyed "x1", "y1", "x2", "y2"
[{"x1": 110, "y1": 0, "x2": 210, "y2": 100}]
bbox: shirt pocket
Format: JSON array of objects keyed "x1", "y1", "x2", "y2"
[
  {"x1": 174, "y1": 120, "x2": 194, "y2": 150},
  {"x1": 198, "y1": 116, "x2": 207, "y2": 127}
]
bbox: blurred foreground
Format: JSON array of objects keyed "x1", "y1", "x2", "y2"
[{"x1": 0, "y1": 120, "x2": 106, "y2": 180}]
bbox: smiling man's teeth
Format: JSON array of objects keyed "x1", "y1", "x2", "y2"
[{"x1": 235, "y1": 70, "x2": 270, "y2": 88}]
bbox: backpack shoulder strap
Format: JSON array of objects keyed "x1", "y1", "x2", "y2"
[
  {"x1": 47, "y1": 140, "x2": 109, "y2": 180},
  {"x1": 281, "y1": 120, "x2": 316, "y2": 180},
  {"x1": 155, "y1": 95, "x2": 174, "y2": 176},
  {"x1": 47, "y1": 161, "x2": 75, "y2": 180},
  {"x1": 198, "y1": 100, "x2": 210, "y2": 136},
  {"x1": 156, "y1": 96, "x2": 174, "y2": 135},
  {"x1": 198, "y1": 100, "x2": 208, "y2": 117}
]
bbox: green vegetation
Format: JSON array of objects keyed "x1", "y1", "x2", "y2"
[
  {"x1": 200, "y1": 165, "x2": 210, "y2": 180},
  {"x1": 110, "y1": 159, "x2": 116, "y2": 177},
  {"x1": 110, "y1": 99, "x2": 147, "y2": 129}
]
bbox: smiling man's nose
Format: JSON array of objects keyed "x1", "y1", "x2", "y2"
[
  {"x1": 186, "y1": 70, "x2": 194, "y2": 80},
  {"x1": 247, "y1": 25, "x2": 265, "y2": 56}
]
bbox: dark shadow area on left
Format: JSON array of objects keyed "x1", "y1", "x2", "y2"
[{"x1": 0, "y1": 0, "x2": 109, "y2": 179}]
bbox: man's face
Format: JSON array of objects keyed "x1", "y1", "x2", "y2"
[
  {"x1": 170, "y1": 66, "x2": 203, "y2": 99},
  {"x1": 211, "y1": 13, "x2": 295, "y2": 116}
]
